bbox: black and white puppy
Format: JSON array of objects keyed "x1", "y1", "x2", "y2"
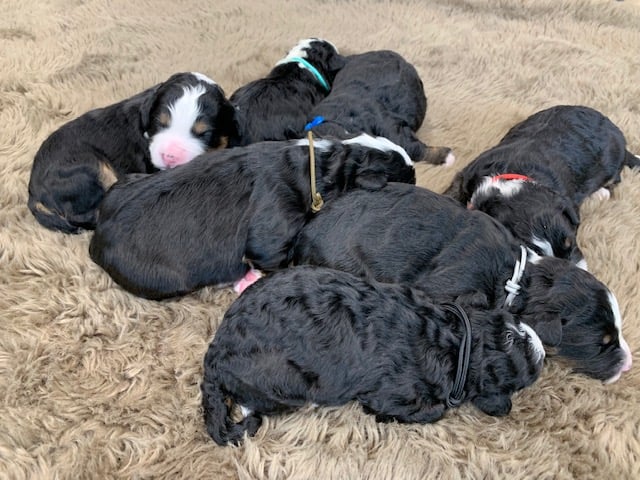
[
  {"x1": 201, "y1": 266, "x2": 545, "y2": 446},
  {"x1": 228, "y1": 38, "x2": 345, "y2": 146},
  {"x1": 89, "y1": 134, "x2": 415, "y2": 300},
  {"x1": 28, "y1": 72, "x2": 237, "y2": 234},
  {"x1": 292, "y1": 183, "x2": 633, "y2": 384},
  {"x1": 444, "y1": 105, "x2": 640, "y2": 268},
  {"x1": 306, "y1": 49, "x2": 455, "y2": 165}
]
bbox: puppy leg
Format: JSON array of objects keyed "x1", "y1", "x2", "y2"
[
  {"x1": 233, "y1": 268, "x2": 263, "y2": 294},
  {"x1": 361, "y1": 395, "x2": 446, "y2": 424}
]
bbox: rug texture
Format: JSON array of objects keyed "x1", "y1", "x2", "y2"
[{"x1": 1, "y1": 0, "x2": 640, "y2": 478}]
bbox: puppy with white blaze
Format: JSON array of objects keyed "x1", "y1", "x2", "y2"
[
  {"x1": 88, "y1": 134, "x2": 415, "y2": 300},
  {"x1": 228, "y1": 38, "x2": 345, "y2": 146},
  {"x1": 201, "y1": 266, "x2": 545, "y2": 446},
  {"x1": 292, "y1": 183, "x2": 633, "y2": 384},
  {"x1": 305, "y1": 50, "x2": 455, "y2": 165},
  {"x1": 28, "y1": 72, "x2": 236, "y2": 233},
  {"x1": 444, "y1": 105, "x2": 640, "y2": 268}
]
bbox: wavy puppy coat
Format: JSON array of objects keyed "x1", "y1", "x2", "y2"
[
  {"x1": 229, "y1": 38, "x2": 345, "y2": 146},
  {"x1": 201, "y1": 266, "x2": 545, "y2": 446},
  {"x1": 89, "y1": 134, "x2": 415, "y2": 300},
  {"x1": 444, "y1": 105, "x2": 640, "y2": 267},
  {"x1": 292, "y1": 183, "x2": 632, "y2": 384},
  {"x1": 28, "y1": 72, "x2": 236, "y2": 234},
  {"x1": 306, "y1": 50, "x2": 454, "y2": 165}
]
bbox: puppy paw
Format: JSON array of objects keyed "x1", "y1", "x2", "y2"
[
  {"x1": 233, "y1": 268, "x2": 264, "y2": 294},
  {"x1": 590, "y1": 187, "x2": 611, "y2": 201}
]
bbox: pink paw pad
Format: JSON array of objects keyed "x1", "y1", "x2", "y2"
[{"x1": 233, "y1": 269, "x2": 264, "y2": 294}]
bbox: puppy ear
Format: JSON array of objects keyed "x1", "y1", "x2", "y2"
[
  {"x1": 354, "y1": 170, "x2": 388, "y2": 191},
  {"x1": 472, "y1": 393, "x2": 512, "y2": 417},
  {"x1": 353, "y1": 151, "x2": 390, "y2": 191},
  {"x1": 219, "y1": 100, "x2": 239, "y2": 139},
  {"x1": 562, "y1": 203, "x2": 580, "y2": 227},
  {"x1": 139, "y1": 83, "x2": 163, "y2": 131},
  {"x1": 533, "y1": 318, "x2": 563, "y2": 347}
]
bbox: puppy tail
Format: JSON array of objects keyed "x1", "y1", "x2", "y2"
[{"x1": 624, "y1": 149, "x2": 640, "y2": 169}]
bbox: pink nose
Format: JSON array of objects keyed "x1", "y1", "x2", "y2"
[{"x1": 161, "y1": 144, "x2": 189, "y2": 168}]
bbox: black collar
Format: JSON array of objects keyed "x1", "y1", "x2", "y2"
[{"x1": 441, "y1": 302, "x2": 472, "y2": 408}]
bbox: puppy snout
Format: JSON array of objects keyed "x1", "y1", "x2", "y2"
[{"x1": 161, "y1": 143, "x2": 189, "y2": 168}]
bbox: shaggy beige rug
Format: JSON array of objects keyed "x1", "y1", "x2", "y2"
[{"x1": 1, "y1": 0, "x2": 639, "y2": 478}]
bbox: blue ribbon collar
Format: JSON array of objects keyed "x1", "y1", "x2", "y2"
[{"x1": 287, "y1": 57, "x2": 330, "y2": 91}]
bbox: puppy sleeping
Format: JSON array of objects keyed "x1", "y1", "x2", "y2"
[
  {"x1": 229, "y1": 38, "x2": 345, "y2": 146},
  {"x1": 28, "y1": 72, "x2": 236, "y2": 233},
  {"x1": 444, "y1": 105, "x2": 640, "y2": 268},
  {"x1": 305, "y1": 49, "x2": 454, "y2": 165},
  {"x1": 89, "y1": 134, "x2": 415, "y2": 300},
  {"x1": 292, "y1": 183, "x2": 633, "y2": 384},
  {"x1": 201, "y1": 266, "x2": 545, "y2": 446}
]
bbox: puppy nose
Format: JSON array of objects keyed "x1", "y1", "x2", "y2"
[{"x1": 161, "y1": 144, "x2": 188, "y2": 168}]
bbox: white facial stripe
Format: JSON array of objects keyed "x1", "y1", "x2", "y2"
[
  {"x1": 342, "y1": 134, "x2": 413, "y2": 166},
  {"x1": 531, "y1": 236, "x2": 554, "y2": 257},
  {"x1": 191, "y1": 71, "x2": 216, "y2": 85},
  {"x1": 168, "y1": 85, "x2": 206, "y2": 132},
  {"x1": 607, "y1": 291, "x2": 623, "y2": 332},
  {"x1": 295, "y1": 138, "x2": 334, "y2": 151},
  {"x1": 277, "y1": 38, "x2": 315, "y2": 64},
  {"x1": 518, "y1": 322, "x2": 546, "y2": 363},
  {"x1": 470, "y1": 176, "x2": 525, "y2": 205}
]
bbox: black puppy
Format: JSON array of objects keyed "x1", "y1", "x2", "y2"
[
  {"x1": 28, "y1": 72, "x2": 236, "y2": 233},
  {"x1": 306, "y1": 50, "x2": 454, "y2": 165},
  {"x1": 292, "y1": 183, "x2": 632, "y2": 384},
  {"x1": 444, "y1": 105, "x2": 640, "y2": 268},
  {"x1": 201, "y1": 266, "x2": 545, "y2": 446},
  {"x1": 89, "y1": 134, "x2": 415, "y2": 300},
  {"x1": 229, "y1": 38, "x2": 345, "y2": 146}
]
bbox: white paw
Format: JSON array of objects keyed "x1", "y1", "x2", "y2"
[{"x1": 590, "y1": 187, "x2": 610, "y2": 201}]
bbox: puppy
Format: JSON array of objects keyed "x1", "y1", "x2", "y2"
[
  {"x1": 444, "y1": 105, "x2": 640, "y2": 267},
  {"x1": 201, "y1": 266, "x2": 545, "y2": 446},
  {"x1": 228, "y1": 38, "x2": 345, "y2": 146},
  {"x1": 306, "y1": 50, "x2": 454, "y2": 165},
  {"x1": 292, "y1": 183, "x2": 633, "y2": 384},
  {"x1": 28, "y1": 72, "x2": 236, "y2": 234},
  {"x1": 89, "y1": 134, "x2": 415, "y2": 300}
]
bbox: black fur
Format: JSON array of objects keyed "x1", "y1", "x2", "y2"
[
  {"x1": 201, "y1": 266, "x2": 544, "y2": 446},
  {"x1": 229, "y1": 38, "x2": 345, "y2": 146},
  {"x1": 28, "y1": 72, "x2": 236, "y2": 234},
  {"x1": 307, "y1": 50, "x2": 453, "y2": 164},
  {"x1": 292, "y1": 182, "x2": 631, "y2": 383},
  {"x1": 89, "y1": 135, "x2": 415, "y2": 300},
  {"x1": 444, "y1": 105, "x2": 640, "y2": 265}
]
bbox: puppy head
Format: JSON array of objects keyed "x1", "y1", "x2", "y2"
[
  {"x1": 278, "y1": 38, "x2": 346, "y2": 83},
  {"x1": 142, "y1": 72, "x2": 236, "y2": 170},
  {"x1": 467, "y1": 309, "x2": 545, "y2": 417},
  {"x1": 470, "y1": 178, "x2": 585, "y2": 268},
  {"x1": 314, "y1": 134, "x2": 416, "y2": 192},
  {"x1": 521, "y1": 256, "x2": 632, "y2": 383}
]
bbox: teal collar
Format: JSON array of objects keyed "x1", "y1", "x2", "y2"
[{"x1": 286, "y1": 56, "x2": 330, "y2": 91}]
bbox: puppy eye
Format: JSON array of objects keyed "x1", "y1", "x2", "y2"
[
  {"x1": 158, "y1": 112, "x2": 171, "y2": 128},
  {"x1": 192, "y1": 121, "x2": 211, "y2": 137}
]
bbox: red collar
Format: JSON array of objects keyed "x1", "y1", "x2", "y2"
[{"x1": 491, "y1": 173, "x2": 533, "y2": 182}]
